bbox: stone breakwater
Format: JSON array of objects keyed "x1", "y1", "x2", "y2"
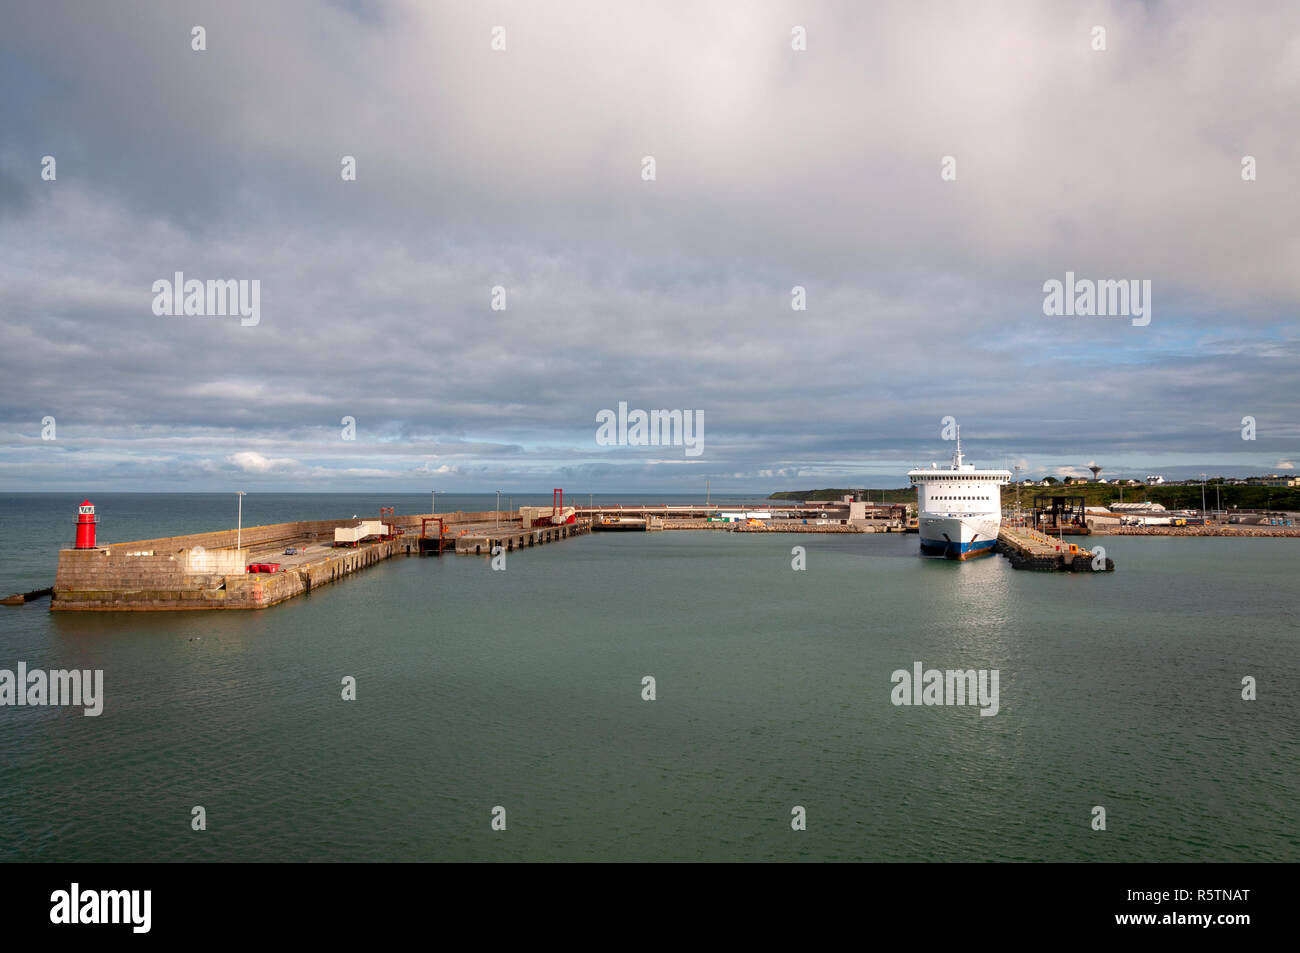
[
  {"x1": 1112, "y1": 525, "x2": 1300, "y2": 538},
  {"x1": 51, "y1": 510, "x2": 519, "y2": 611},
  {"x1": 53, "y1": 537, "x2": 400, "y2": 610}
]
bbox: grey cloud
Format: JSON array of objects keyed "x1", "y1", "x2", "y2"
[{"x1": 1, "y1": 1, "x2": 1297, "y2": 491}]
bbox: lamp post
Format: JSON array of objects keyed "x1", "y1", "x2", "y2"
[
  {"x1": 496, "y1": 489, "x2": 502, "y2": 527},
  {"x1": 431, "y1": 489, "x2": 435, "y2": 515},
  {"x1": 1013, "y1": 465, "x2": 1022, "y2": 524},
  {"x1": 1201, "y1": 473, "x2": 1207, "y2": 522},
  {"x1": 235, "y1": 491, "x2": 246, "y2": 551}
]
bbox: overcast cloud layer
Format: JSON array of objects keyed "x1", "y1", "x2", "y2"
[{"x1": 1, "y1": 0, "x2": 1297, "y2": 492}]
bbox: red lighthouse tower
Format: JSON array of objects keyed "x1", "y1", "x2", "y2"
[{"x1": 74, "y1": 500, "x2": 98, "y2": 549}]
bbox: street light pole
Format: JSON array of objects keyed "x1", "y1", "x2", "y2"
[
  {"x1": 1201, "y1": 473, "x2": 1207, "y2": 522},
  {"x1": 431, "y1": 489, "x2": 435, "y2": 515},
  {"x1": 496, "y1": 489, "x2": 501, "y2": 527},
  {"x1": 1013, "y1": 465, "x2": 1022, "y2": 523},
  {"x1": 236, "y1": 491, "x2": 246, "y2": 551}
]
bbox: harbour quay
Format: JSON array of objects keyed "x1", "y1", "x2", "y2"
[
  {"x1": 43, "y1": 500, "x2": 588, "y2": 611},
  {"x1": 447, "y1": 519, "x2": 586, "y2": 555},
  {"x1": 579, "y1": 500, "x2": 908, "y2": 533},
  {"x1": 996, "y1": 525, "x2": 1115, "y2": 572},
  {"x1": 22, "y1": 490, "x2": 1135, "y2": 613}
]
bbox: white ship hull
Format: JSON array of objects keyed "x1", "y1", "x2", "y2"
[{"x1": 917, "y1": 515, "x2": 1000, "y2": 559}]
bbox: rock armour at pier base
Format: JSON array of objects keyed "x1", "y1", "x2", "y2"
[{"x1": 1111, "y1": 525, "x2": 1300, "y2": 537}]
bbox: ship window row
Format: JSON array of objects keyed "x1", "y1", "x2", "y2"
[
  {"x1": 933, "y1": 495, "x2": 990, "y2": 500},
  {"x1": 912, "y1": 476, "x2": 1002, "y2": 482}
]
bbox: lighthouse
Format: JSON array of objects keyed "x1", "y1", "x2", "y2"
[{"x1": 74, "y1": 500, "x2": 98, "y2": 549}]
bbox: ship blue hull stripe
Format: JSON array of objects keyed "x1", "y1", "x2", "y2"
[{"x1": 918, "y1": 537, "x2": 998, "y2": 558}]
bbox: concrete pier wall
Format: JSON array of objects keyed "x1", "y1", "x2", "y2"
[
  {"x1": 91, "y1": 511, "x2": 506, "y2": 556},
  {"x1": 55, "y1": 547, "x2": 228, "y2": 596},
  {"x1": 53, "y1": 539, "x2": 402, "y2": 611},
  {"x1": 50, "y1": 510, "x2": 568, "y2": 610},
  {"x1": 995, "y1": 526, "x2": 1114, "y2": 572},
  {"x1": 454, "y1": 521, "x2": 588, "y2": 555}
]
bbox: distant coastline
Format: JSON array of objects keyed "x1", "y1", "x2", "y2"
[{"x1": 771, "y1": 484, "x2": 1300, "y2": 511}]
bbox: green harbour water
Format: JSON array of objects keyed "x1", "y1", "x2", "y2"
[{"x1": 0, "y1": 494, "x2": 1297, "y2": 862}]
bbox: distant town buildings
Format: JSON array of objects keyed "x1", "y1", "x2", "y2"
[{"x1": 1009, "y1": 473, "x2": 1297, "y2": 488}]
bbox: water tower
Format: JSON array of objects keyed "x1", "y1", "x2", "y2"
[{"x1": 1088, "y1": 465, "x2": 1103, "y2": 482}]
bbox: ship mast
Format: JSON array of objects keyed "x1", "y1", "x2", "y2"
[{"x1": 952, "y1": 425, "x2": 964, "y2": 468}]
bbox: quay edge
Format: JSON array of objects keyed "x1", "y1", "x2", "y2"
[
  {"x1": 995, "y1": 526, "x2": 1115, "y2": 573},
  {"x1": 49, "y1": 511, "x2": 588, "y2": 611}
]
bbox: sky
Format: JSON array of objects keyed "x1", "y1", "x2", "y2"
[{"x1": 1, "y1": 0, "x2": 1297, "y2": 493}]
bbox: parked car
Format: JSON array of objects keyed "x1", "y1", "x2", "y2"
[{"x1": 283, "y1": 546, "x2": 300, "y2": 555}]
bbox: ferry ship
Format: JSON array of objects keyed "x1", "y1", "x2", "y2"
[{"x1": 907, "y1": 428, "x2": 1011, "y2": 559}]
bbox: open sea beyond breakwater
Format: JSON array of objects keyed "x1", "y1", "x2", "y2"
[{"x1": 1, "y1": 493, "x2": 1297, "y2": 861}]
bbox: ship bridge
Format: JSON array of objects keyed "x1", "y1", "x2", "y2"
[{"x1": 906, "y1": 427, "x2": 1011, "y2": 484}]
